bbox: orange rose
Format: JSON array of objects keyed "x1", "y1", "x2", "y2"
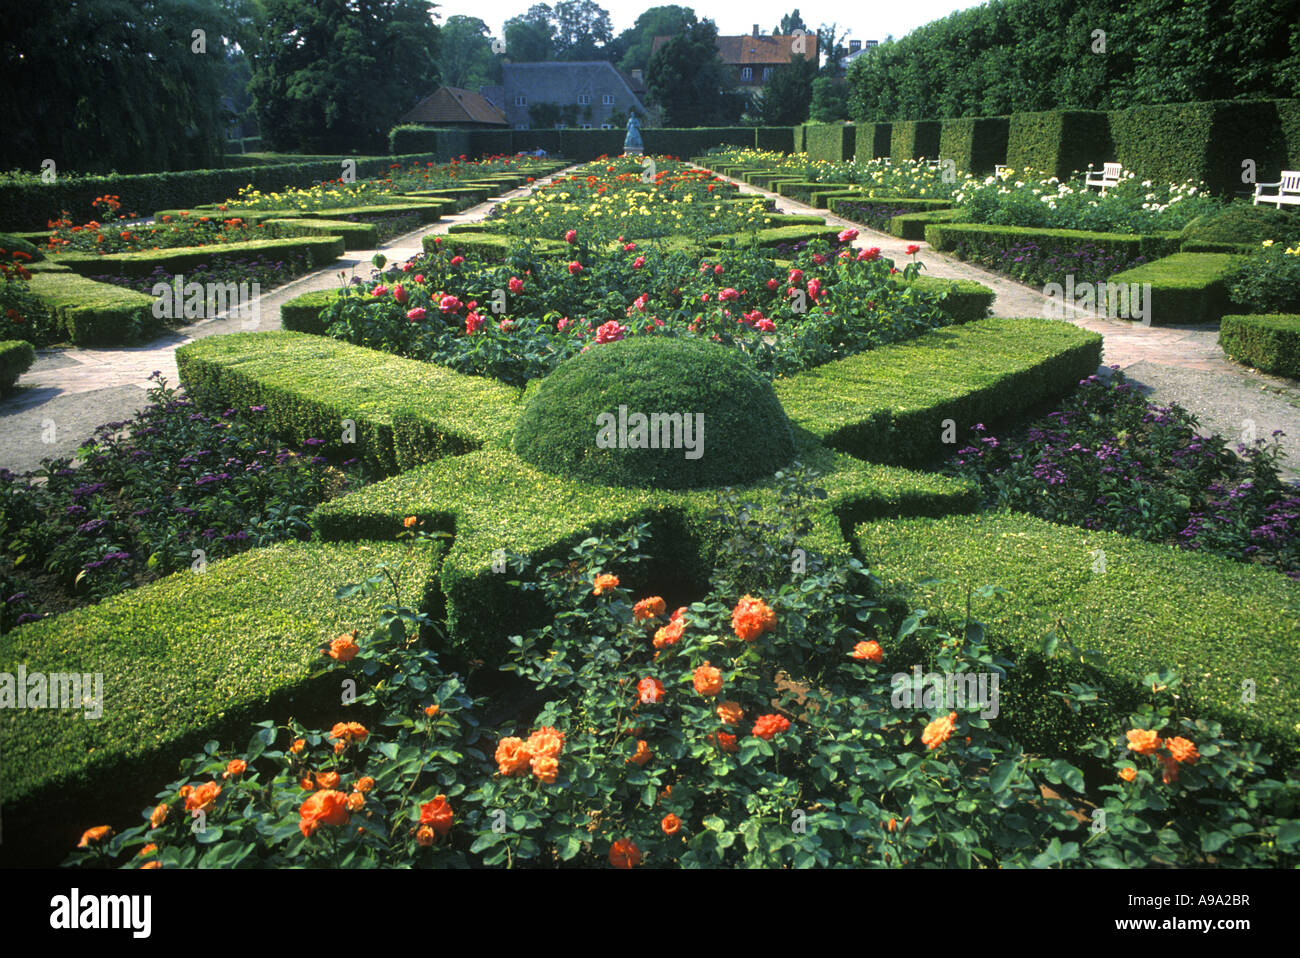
[
  {"x1": 1166, "y1": 736, "x2": 1199, "y2": 764},
  {"x1": 633, "y1": 596, "x2": 667, "y2": 621},
  {"x1": 149, "y1": 804, "x2": 169, "y2": 829},
  {"x1": 347, "y1": 792, "x2": 366, "y2": 812},
  {"x1": 420, "y1": 795, "x2": 454, "y2": 835},
  {"x1": 178, "y1": 785, "x2": 194, "y2": 799},
  {"x1": 532, "y1": 755, "x2": 559, "y2": 783},
  {"x1": 1118, "y1": 767, "x2": 1137, "y2": 782},
  {"x1": 139, "y1": 843, "x2": 158, "y2": 857},
  {"x1": 299, "y1": 790, "x2": 350, "y2": 838},
  {"x1": 1125, "y1": 728, "x2": 1162, "y2": 756},
  {"x1": 290, "y1": 738, "x2": 306, "y2": 754},
  {"x1": 333, "y1": 741, "x2": 347, "y2": 755},
  {"x1": 184, "y1": 782, "x2": 221, "y2": 814},
  {"x1": 851, "y1": 640, "x2": 883, "y2": 662},
  {"x1": 716, "y1": 701, "x2": 744, "y2": 726},
  {"x1": 715, "y1": 731, "x2": 739, "y2": 753},
  {"x1": 921, "y1": 712, "x2": 958, "y2": 750},
  {"x1": 328, "y1": 631, "x2": 360, "y2": 661},
  {"x1": 609, "y1": 838, "x2": 642, "y2": 869},
  {"x1": 886, "y1": 817, "x2": 898, "y2": 832},
  {"x1": 314, "y1": 771, "x2": 341, "y2": 790},
  {"x1": 526, "y1": 725, "x2": 565, "y2": 758},
  {"x1": 140, "y1": 860, "x2": 162, "y2": 869},
  {"x1": 424, "y1": 704, "x2": 440, "y2": 717},
  {"x1": 355, "y1": 776, "x2": 375, "y2": 794},
  {"x1": 752, "y1": 713, "x2": 791, "y2": 740},
  {"x1": 653, "y1": 618, "x2": 685, "y2": 649},
  {"x1": 329, "y1": 721, "x2": 369, "y2": 744},
  {"x1": 592, "y1": 573, "x2": 620, "y2": 595},
  {"x1": 495, "y1": 737, "x2": 533, "y2": 776},
  {"x1": 629, "y1": 739, "x2": 652, "y2": 766},
  {"x1": 415, "y1": 825, "x2": 436, "y2": 847},
  {"x1": 403, "y1": 515, "x2": 418, "y2": 528},
  {"x1": 670, "y1": 606, "x2": 688, "y2": 622},
  {"x1": 661, "y1": 813, "x2": 682, "y2": 836},
  {"x1": 693, "y1": 662, "x2": 723, "y2": 697},
  {"x1": 637, "y1": 676, "x2": 665, "y2": 704},
  {"x1": 77, "y1": 825, "x2": 113, "y2": 848},
  {"x1": 223, "y1": 759, "x2": 247, "y2": 779},
  {"x1": 300, "y1": 777, "x2": 314, "y2": 790},
  {"x1": 731, "y1": 594, "x2": 777, "y2": 641}
]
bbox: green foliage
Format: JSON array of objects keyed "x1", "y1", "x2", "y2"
[
  {"x1": 891, "y1": 121, "x2": 941, "y2": 162},
  {"x1": 803, "y1": 124, "x2": 856, "y2": 163},
  {"x1": 0, "y1": 537, "x2": 441, "y2": 857},
  {"x1": 50, "y1": 235, "x2": 345, "y2": 280},
  {"x1": 777, "y1": 317, "x2": 1103, "y2": 467},
  {"x1": 26, "y1": 272, "x2": 157, "y2": 346},
  {"x1": 262, "y1": 218, "x2": 379, "y2": 250},
  {"x1": 1226, "y1": 244, "x2": 1300, "y2": 313},
  {"x1": 1107, "y1": 252, "x2": 1248, "y2": 325},
  {"x1": 0, "y1": 339, "x2": 35, "y2": 392},
  {"x1": 0, "y1": 232, "x2": 43, "y2": 261},
  {"x1": 175, "y1": 331, "x2": 521, "y2": 474},
  {"x1": 1219, "y1": 314, "x2": 1300, "y2": 378},
  {"x1": 856, "y1": 511, "x2": 1300, "y2": 761},
  {"x1": 512, "y1": 337, "x2": 795, "y2": 490},
  {"x1": 1005, "y1": 110, "x2": 1114, "y2": 181},
  {"x1": 809, "y1": 79, "x2": 849, "y2": 123},
  {"x1": 761, "y1": 56, "x2": 818, "y2": 126},
  {"x1": 281, "y1": 289, "x2": 344, "y2": 334},
  {"x1": 939, "y1": 117, "x2": 1010, "y2": 174},
  {"x1": 248, "y1": 0, "x2": 442, "y2": 154},
  {"x1": 647, "y1": 18, "x2": 746, "y2": 127},
  {"x1": 1180, "y1": 204, "x2": 1300, "y2": 247},
  {"x1": 437, "y1": 16, "x2": 503, "y2": 89}
]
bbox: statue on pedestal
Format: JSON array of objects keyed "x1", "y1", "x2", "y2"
[{"x1": 624, "y1": 114, "x2": 644, "y2": 155}]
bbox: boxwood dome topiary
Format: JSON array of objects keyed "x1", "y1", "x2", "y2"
[
  {"x1": 1180, "y1": 205, "x2": 1300, "y2": 247},
  {"x1": 512, "y1": 336, "x2": 795, "y2": 490}
]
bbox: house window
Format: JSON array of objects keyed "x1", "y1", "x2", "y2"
[
  {"x1": 582, "y1": 124, "x2": 592, "y2": 130},
  {"x1": 762, "y1": 67, "x2": 773, "y2": 81},
  {"x1": 740, "y1": 67, "x2": 753, "y2": 81},
  {"x1": 603, "y1": 94, "x2": 614, "y2": 105},
  {"x1": 514, "y1": 95, "x2": 527, "y2": 106},
  {"x1": 578, "y1": 94, "x2": 591, "y2": 105},
  {"x1": 600, "y1": 124, "x2": 611, "y2": 130}
]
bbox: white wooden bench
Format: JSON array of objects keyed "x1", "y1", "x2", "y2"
[
  {"x1": 1254, "y1": 171, "x2": 1300, "y2": 208},
  {"x1": 994, "y1": 164, "x2": 1008, "y2": 177},
  {"x1": 1085, "y1": 162, "x2": 1122, "y2": 193}
]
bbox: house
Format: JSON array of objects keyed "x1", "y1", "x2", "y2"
[
  {"x1": 651, "y1": 24, "x2": 820, "y2": 89},
  {"x1": 480, "y1": 62, "x2": 650, "y2": 130},
  {"x1": 399, "y1": 86, "x2": 507, "y2": 128},
  {"x1": 842, "y1": 39, "x2": 879, "y2": 67}
]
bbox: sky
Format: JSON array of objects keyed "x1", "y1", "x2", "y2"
[{"x1": 430, "y1": 0, "x2": 989, "y2": 46}]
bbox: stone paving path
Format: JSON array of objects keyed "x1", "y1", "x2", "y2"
[
  {"x1": 707, "y1": 170, "x2": 1300, "y2": 479},
  {"x1": 4, "y1": 162, "x2": 1299, "y2": 480},
  {"x1": 0, "y1": 168, "x2": 576, "y2": 473}
]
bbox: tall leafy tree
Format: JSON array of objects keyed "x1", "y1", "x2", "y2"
[
  {"x1": 503, "y1": 4, "x2": 556, "y2": 61},
  {"x1": 615, "y1": 5, "x2": 696, "y2": 74},
  {"x1": 646, "y1": 17, "x2": 741, "y2": 126},
  {"x1": 773, "y1": 10, "x2": 807, "y2": 36},
  {"x1": 760, "y1": 53, "x2": 816, "y2": 124},
  {"x1": 248, "y1": 0, "x2": 440, "y2": 153},
  {"x1": 438, "y1": 16, "x2": 501, "y2": 88},
  {"x1": 809, "y1": 77, "x2": 847, "y2": 122},
  {"x1": 551, "y1": 0, "x2": 614, "y2": 60},
  {"x1": 0, "y1": 0, "x2": 242, "y2": 173}
]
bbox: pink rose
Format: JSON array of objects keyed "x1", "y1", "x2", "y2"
[
  {"x1": 568, "y1": 261, "x2": 583, "y2": 274},
  {"x1": 594, "y1": 320, "x2": 626, "y2": 344},
  {"x1": 371, "y1": 285, "x2": 388, "y2": 297},
  {"x1": 439, "y1": 294, "x2": 462, "y2": 313},
  {"x1": 718, "y1": 287, "x2": 740, "y2": 302},
  {"x1": 788, "y1": 268, "x2": 803, "y2": 285},
  {"x1": 565, "y1": 230, "x2": 577, "y2": 244},
  {"x1": 465, "y1": 311, "x2": 484, "y2": 334},
  {"x1": 508, "y1": 276, "x2": 523, "y2": 294},
  {"x1": 450, "y1": 255, "x2": 464, "y2": 266},
  {"x1": 393, "y1": 284, "x2": 408, "y2": 304},
  {"x1": 633, "y1": 256, "x2": 645, "y2": 269},
  {"x1": 756, "y1": 317, "x2": 776, "y2": 332},
  {"x1": 406, "y1": 307, "x2": 426, "y2": 322},
  {"x1": 838, "y1": 228, "x2": 859, "y2": 243}
]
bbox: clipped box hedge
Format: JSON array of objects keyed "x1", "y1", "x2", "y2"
[
  {"x1": 175, "y1": 330, "x2": 522, "y2": 473},
  {"x1": 887, "y1": 208, "x2": 966, "y2": 240},
  {"x1": 296, "y1": 200, "x2": 444, "y2": 224},
  {"x1": 855, "y1": 123, "x2": 894, "y2": 163},
  {"x1": 939, "y1": 116, "x2": 1010, "y2": 174},
  {"x1": 1106, "y1": 252, "x2": 1248, "y2": 326},
  {"x1": 279, "y1": 288, "x2": 343, "y2": 334},
  {"x1": 1005, "y1": 110, "x2": 1113, "y2": 180},
  {"x1": 755, "y1": 126, "x2": 797, "y2": 153},
  {"x1": 828, "y1": 195, "x2": 953, "y2": 233},
  {"x1": 706, "y1": 225, "x2": 842, "y2": 250},
  {"x1": 423, "y1": 232, "x2": 569, "y2": 261},
  {"x1": 1219, "y1": 314, "x2": 1300, "y2": 378},
  {"x1": 0, "y1": 538, "x2": 441, "y2": 866},
  {"x1": 777, "y1": 317, "x2": 1103, "y2": 467},
  {"x1": 804, "y1": 124, "x2": 857, "y2": 163},
  {"x1": 855, "y1": 512, "x2": 1300, "y2": 762},
  {"x1": 899, "y1": 275, "x2": 995, "y2": 324},
  {"x1": 891, "y1": 120, "x2": 942, "y2": 162},
  {"x1": 0, "y1": 339, "x2": 35, "y2": 392},
  {"x1": 49, "y1": 234, "x2": 346, "y2": 280},
  {"x1": 263, "y1": 217, "x2": 378, "y2": 250},
  {"x1": 312, "y1": 438, "x2": 978, "y2": 660},
  {"x1": 27, "y1": 271, "x2": 158, "y2": 345},
  {"x1": 925, "y1": 221, "x2": 1183, "y2": 268},
  {"x1": 775, "y1": 180, "x2": 857, "y2": 204}
]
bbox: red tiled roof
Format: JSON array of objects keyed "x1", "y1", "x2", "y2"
[
  {"x1": 400, "y1": 86, "x2": 507, "y2": 126},
  {"x1": 651, "y1": 33, "x2": 818, "y2": 66}
]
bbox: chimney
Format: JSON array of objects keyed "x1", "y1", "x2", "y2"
[
  {"x1": 849, "y1": 40, "x2": 861, "y2": 53},
  {"x1": 752, "y1": 24, "x2": 759, "y2": 37}
]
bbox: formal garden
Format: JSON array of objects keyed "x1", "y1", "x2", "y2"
[{"x1": 1, "y1": 120, "x2": 1299, "y2": 869}]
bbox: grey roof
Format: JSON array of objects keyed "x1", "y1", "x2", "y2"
[{"x1": 502, "y1": 61, "x2": 648, "y2": 115}]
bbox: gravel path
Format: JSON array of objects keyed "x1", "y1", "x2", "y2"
[{"x1": 0, "y1": 168, "x2": 576, "y2": 473}]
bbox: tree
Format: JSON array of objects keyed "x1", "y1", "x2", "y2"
[
  {"x1": 438, "y1": 16, "x2": 502, "y2": 89},
  {"x1": 249, "y1": 0, "x2": 440, "y2": 153},
  {"x1": 809, "y1": 77, "x2": 848, "y2": 122},
  {"x1": 817, "y1": 22, "x2": 850, "y2": 76},
  {"x1": 773, "y1": 9, "x2": 807, "y2": 36},
  {"x1": 503, "y1": 5, "x2": 556, "y2": 61},
  {"x1": 551, "y1": 0, "x2": 614, "y2": 60},
  {"x1": 760, "y1": 53, "x2": 817, "y2": 124},
  {"x1": 646, "y1": 17, "x2": 741, "y2": 126},
  {"x1": 615, "y1": 5, "x2": 696, "y2": 74}
]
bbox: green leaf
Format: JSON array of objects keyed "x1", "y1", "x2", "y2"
[
  {"x1": 988, "y1": 760, "x2": 1018, "y2": 794},
  {"x1": 556, "y1": 833, "x2": 582, "y2": 861}
]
